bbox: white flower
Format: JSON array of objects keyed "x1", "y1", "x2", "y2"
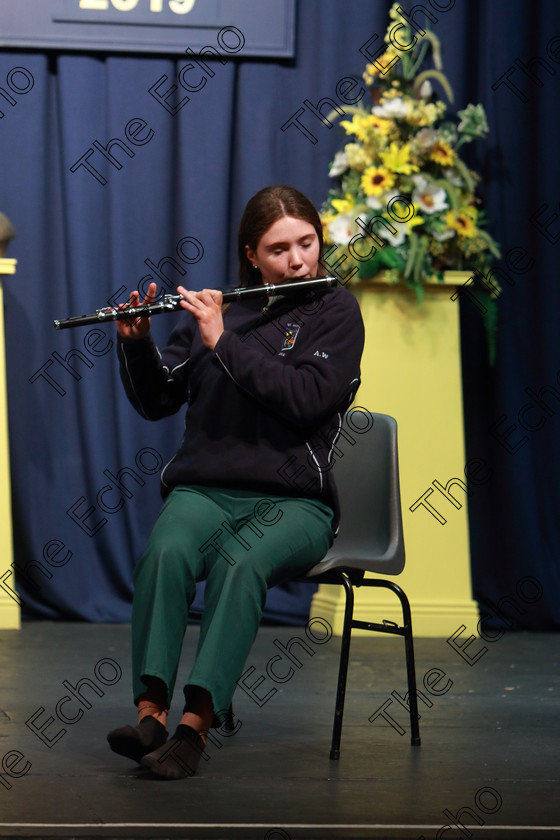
[
  {"x1": 433, "y1": 227, "x2": 456, "y2": 242},
  {"x1": 418, "y1": 80, "x2": 433, "y2": 99},
  {"x1": 329, "y1": 151, "x2": 349, "y2": 178},
  {"x1": 365, "y1": 188, "x2": 400, "y2": 210},
  {"x1": 413, "y1": 128, "x2": 438, "y2": 150},
  {"x1": 372, "y1": 97, "x2": 409, "y2": 119},
  {"x1": 327, "y1": 213, "x2": 357, "y2": 246},
  {"x1": 411, "y1": 176, "x2": 448, "y2": 214},
  {"x1": 376, "y1": 221, "x2": 407, "y2": 247},
  {"x1": 443, "y1": 167, "x2": 463, "y2": 187}
]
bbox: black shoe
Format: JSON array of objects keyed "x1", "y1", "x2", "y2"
[
  {"x1": 107, "y1": 716, "x2": 168, "y2": 764},
  {"x1": 212, "y1": 704, "x2": 236, "y2": 732},
  {"x1": 140, "y1": 725, "x2": 206, "y2": 780}
]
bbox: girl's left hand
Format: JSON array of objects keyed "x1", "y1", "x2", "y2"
[{"x1": 177, "y1": 286, "x2": 224, "y2": 350}]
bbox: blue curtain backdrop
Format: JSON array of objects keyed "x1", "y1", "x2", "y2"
[{"x1": 0, "y1": 0, "x2": 559, "y2": 627}]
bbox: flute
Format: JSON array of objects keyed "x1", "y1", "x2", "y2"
[{"x1": 53, "y1": 276, "x2": 338, "y2": 330}]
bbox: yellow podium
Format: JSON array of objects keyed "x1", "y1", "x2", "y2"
[
  {"x1": 311, "y1": 272, "x2": 478, "y2": 636},
  {"x1": 0, "y1": 258, "x2": 19, "y2": 629}
]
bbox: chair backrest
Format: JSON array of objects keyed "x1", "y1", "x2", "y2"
[{"x1": 312, "y1": 410, "x2": 406, "y2": 576}]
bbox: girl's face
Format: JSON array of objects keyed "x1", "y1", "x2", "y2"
[{"x1": 245, "y1": 215, "x2": 320, "y2": 286}]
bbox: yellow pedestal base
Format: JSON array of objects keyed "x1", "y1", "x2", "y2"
[
  {"x1": 0, "y1": 258, "x2": 19, "y2": 629},
  {"x1": 311, "y1": 273, "x2": 478, "y2": 637}
]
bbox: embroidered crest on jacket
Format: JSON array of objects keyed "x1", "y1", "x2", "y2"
[{"x1": 281, "y1": 325, "x2": 300, "y2": 351}]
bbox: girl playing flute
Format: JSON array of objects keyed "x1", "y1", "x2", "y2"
[{"x1": 107, "y1": 185, "x2": 365, "y2": 779}]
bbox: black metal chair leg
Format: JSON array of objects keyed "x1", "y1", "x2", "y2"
[
  {"x1": 330, "y1": 572, "x2": 354, "y2": 760},
  {"x1": 392, "y1": 585, "x2": 421, "y2": 746},
  {"x1": 355, "y1": 578, "x2": 422, "y2": 747},
  {"x1": 403, "y1": 626, "x2": 421, "y2": 746}
]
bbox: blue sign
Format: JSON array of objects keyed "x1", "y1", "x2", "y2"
[{"x1": 0, "y1": 0, "x2": 296, "y2": 58}]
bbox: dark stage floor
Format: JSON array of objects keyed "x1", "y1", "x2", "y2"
[{"x1": 0, "y1": 622, "x2": 558, "y2": 839}]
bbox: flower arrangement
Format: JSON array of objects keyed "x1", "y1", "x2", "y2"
[{"x1": 321, "y1": 3, "x2": 500, "y2": 301}]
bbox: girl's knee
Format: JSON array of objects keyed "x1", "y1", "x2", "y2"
[{"x1": 133, "y1": 543, "x2": 195, "y2": 588}]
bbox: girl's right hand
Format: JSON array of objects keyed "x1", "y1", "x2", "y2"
[{"x1": 116, "y1": 282, "x2": 158, "y2": 340}]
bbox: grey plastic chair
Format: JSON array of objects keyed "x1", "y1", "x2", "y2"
[{"x1": 301, "y1": 409, "x2": 421, "y2": 758}]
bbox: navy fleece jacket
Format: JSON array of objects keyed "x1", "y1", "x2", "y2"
[{"x1": 117, "y1": 285, "x2": 365, "y2": 532}]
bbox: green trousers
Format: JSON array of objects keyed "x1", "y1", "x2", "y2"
[{"x1": 131, "y1": 485, "x2": 334, "y2": 720}]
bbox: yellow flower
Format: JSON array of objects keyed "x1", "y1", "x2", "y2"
[
  {"x1": 369, "y1": 115, "x2": 392, "y2": 135},
  {"x1": 361, "y1": 166, "x2": 396, "y2": 196},
  {"x1": 406, "y1": 100, "x2": 446, "y2": 127},
  {"x1": 429, "y1": 140, "x2": 456, "y2": 166},
  {"x1": 340, "y1": 113, "x2": 392, "y2": 143},
  {"x1": 380, "y1": 142, "x2": 419, "y2": 175},
  {"x1": 363, "y1": 63, "x2": 379, "y2": 85},
  {"x1": 429, "y1": 240, "x2": 446, "y2": 256},
  {"x1": 406, "y1": 212, "x2": 425, "y2": 232},
  {"x1": 381, "y1": 87, "x2": 406, "y2": 101},
  {"x1": 344, "y1": 142, "x2": 372, "y2": 171},
  {"x1": 445, "y1": 206, "x2": 478, "y2": 238},
  {"x1": 376, "y1": 46, "x2": 401, "y2": 73},
  {"x1": 460, "y1": 235, "x2": 488, "y2": 256},
  {"x1": 331, "y1": 194, "x2": 355, "y2": 215},
  {"x1": 321, "y1": 213, "x2": 335, "y2": 243},
  {"x1": 362, "y1": 36, "x2": 401, "y2": 81}
]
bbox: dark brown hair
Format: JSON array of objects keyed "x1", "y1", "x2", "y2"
[{"x1": 237, "y1": 185, "x2": 324, "y2": 286}]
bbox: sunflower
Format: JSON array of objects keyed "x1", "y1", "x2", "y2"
[
  {"x1": 445, "y1": 207, "x2": 478, "y2": 238},
  {"x1": 429, "y1": 140, "x2": 456, "y2": 166},
  {"x1": 361, "y1": 165, "x2": 396, "y2": 197}
]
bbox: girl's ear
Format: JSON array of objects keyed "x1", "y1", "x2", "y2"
[{"x1": 244, "y1": 244, "x2": 256, "y2": 265}]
